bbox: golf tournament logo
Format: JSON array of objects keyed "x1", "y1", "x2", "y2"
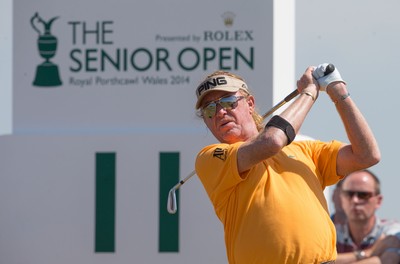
[
  {"x1": 31, "y1": 12, "x2": 62, "y2": 87},
  {"x1": 27, "y1": 11, "x2": 254, "y2": 89}
]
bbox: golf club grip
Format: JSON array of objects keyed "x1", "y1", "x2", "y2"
[
  {"x1": 283, "y1": 64, "x2": 334, "y2": 103},
  {"x1": 325, "y1": 63, "x2": 335, "y2": 75}
]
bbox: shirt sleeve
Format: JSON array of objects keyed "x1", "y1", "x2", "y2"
[
  {"x1": 307, "y1": 139, "x2": 344, "y2": 187},
  {"x1": 195, "y1": 142, "x2": 245, "y2": 210}
]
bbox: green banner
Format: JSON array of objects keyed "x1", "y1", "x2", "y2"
[
  {"x1": 95, "y1": 152, "x2": 116, "y2": 253},
  {"x1": 159, "y1": 152, "x2": 179, "y2": 252}
]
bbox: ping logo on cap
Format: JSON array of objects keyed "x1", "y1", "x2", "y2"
[
  {"x1": 195, "y1": 74, "x2": 249, "y2": 109},
  {"x1": 196, "y1": 77, "x2": 228, "y2": 97}
]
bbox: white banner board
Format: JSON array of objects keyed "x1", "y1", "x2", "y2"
[{"x1": 14, "y1": 0, "x2": 274, "y2": 134}]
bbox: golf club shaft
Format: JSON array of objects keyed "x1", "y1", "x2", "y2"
[
  {"x1": 261, "y1": 90, "x2": 299, "y2": 119},
  {"x1": 171, "y1": 170, "x2": 196, "y2": 191}
]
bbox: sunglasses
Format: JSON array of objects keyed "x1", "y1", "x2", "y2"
[
  {"x1": 200, "y1": 95, "x2": 245, "y2": 118},
  {"x1": 341, "y1": 190, "x2": 376, "y2": 200}
]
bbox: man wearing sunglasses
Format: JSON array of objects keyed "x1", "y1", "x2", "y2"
[
  {"x1": 336, "y1": 170, "x2": 400, "y2": 263},
  {"x1": 194, "y1": 64, "x2": 381, "y2": 263}
]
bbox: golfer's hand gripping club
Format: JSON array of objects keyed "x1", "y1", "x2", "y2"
[
  {"x1": 262, "y1": 63, "x2": 335, "y2": 119},
  {"x1": 167, "y1": 64, "x2": 335, "y2": 214},
  {"x1": 312, "y1": 63, "x2": 344, "y2": 91}
]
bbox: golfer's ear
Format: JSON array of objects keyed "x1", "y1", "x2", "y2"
[{"x1": 247, "y1": 95, "x2": 255, "y2": 112}]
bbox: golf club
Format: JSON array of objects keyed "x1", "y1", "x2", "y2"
[{"x1": 167, "y1": 64, "x2": 335, "y2": 214}]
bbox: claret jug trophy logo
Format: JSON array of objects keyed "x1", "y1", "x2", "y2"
[{"x1": 31, "y1": 12, "x2": 62, "y2": 87}]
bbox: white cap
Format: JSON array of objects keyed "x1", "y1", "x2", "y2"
[{"x1": 195, "y1": 75, "x2": 249, "y2": 109}]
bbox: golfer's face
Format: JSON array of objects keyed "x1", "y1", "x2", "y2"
[{"x1": 201, "y1": 91, "x2": 255, "y2": 144}]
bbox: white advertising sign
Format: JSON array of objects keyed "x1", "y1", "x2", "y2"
[{"x1": 14, "y1": 0, "x2": 274, "y2": 134}]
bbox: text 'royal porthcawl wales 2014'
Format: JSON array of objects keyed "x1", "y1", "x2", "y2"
[{"x1": 69, "y1": 75, "x2": 190, "y2": 88}]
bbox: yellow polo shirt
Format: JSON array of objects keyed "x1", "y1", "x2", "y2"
[{"x1": 195, "y1": 140, "x2": 343, "y2": 264}]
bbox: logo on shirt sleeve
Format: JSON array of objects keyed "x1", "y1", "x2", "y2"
[{"x1": 213, "y1": 148, "x2": 227, "y2": 161}]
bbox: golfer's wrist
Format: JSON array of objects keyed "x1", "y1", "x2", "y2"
[
  {"x1": 327, "y1": 85, "x2": 350, "y2": 104},
  {"x1": 300, "y1": 91, "x2": 317, "y2": 102}
]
